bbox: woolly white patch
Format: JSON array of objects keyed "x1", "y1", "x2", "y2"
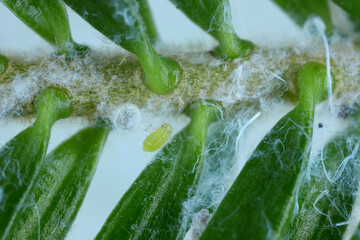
[
  {"x1": 183, "y1": 209, "x2": 212, "y2": 240},
  {"x1": 177, "y1": 108, "x2": 264, "y2": 239},
  {"x1": 176, "y1": 120, "x2": 239, "y2": 239},
  {"x1": 0, "y1": 54, "x2": 107, "y2": 119},
  {"x1": 235, "y1": 112, "x2": 261, "y2": 165},
  {"x1": 111, "y1": 103, "x2": 142, "y2": 129},
  {"x1": 213, "y1": 48, "x2": 288, "y2": 109}
]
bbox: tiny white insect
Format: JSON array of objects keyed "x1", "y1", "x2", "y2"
[{"x1": 184, "y1": 209, "x2": 212, "y2": 240}]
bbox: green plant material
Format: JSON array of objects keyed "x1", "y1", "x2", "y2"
[
  {"x1": 271, "y1": 0, "x2": 333, "y2": 32},
  {"x1": 0, "y1": 55, "x2": 8, "y2": 75},
  {"x1": 176, "y1": 119, "x2": 241, "y2": 239},
  {"x1": 1, "y1": 0, "x2": 88, "y2": 56},
  {"x1": 63, "y1": 0, "x2": 182, "y2": 95},
  {"x1": 2, "y1": 120, "x2": 111, "y2": 240},
  {"x1": 169, "y1": 0, "x2": 253, "y2": 59},
  {"x1": 332, "y1": 0, "x2": 360, "y2": 22},
  {"x1": 200, "y1": 62, "x2": 328, "y2": 240},
  {"x1": 351, "y1": 221, "x2": 360, "y2": 240},
  {"x1": 137, "y1": 0, "x2": 158, "y2": 43},
  {"x1": 288, "y1": 117, "x2": 360, "y2": 240},
  {"x1": 0, "y1": 49, "x2": 298, "y2": 117},
  {"x1": 96, "y1": 101, "x2": 222, "y2": 240},
  {"x1": 0, "y1": 88, "x2": 72, "y2": 237}
]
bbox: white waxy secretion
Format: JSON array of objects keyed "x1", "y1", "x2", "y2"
[
  {"x1": 112, "y1": 103, "x2": 142, "y2": 129},
  {"x1": 184, "y1": 209, "x2": 213, "y2": 240}
]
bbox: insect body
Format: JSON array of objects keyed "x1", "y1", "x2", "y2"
[{"x1": 143, "y1": 123, "x2": 172, "y2": 152}]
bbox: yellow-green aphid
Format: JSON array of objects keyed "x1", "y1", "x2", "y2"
[{"x1": 143, "y1": 123, "x2": 172, "y2": 152}]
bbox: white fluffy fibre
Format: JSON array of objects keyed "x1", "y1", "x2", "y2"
[
  {"x1": 177, "y1": 36, "x2": 360, "y2": 236},
  {"x1": 288, "y1": 112, "x2": 360, "y2": 239},
  {"x1": 176, "y1": 120, "x2": 239, "y2": 239},
  {"x1": 0, "y1": 54, "x2": 106, "y2": 119},
  {"x1": 183, "y1": 209, "x2": 212, "y2": 240},
  {"x1": 213, "y1": 47, "x2": 289, "y2": 109},
  {"x1": 177, "y1": 108, "x2": 265, "y2": 239},
  {"x1": 211, "y1": 30, "x2": 357, "y2": 112},
  {"x1": 312, "y1": 17, "x2": 334, "y2": 112},
  {"x1": 2, "y1": 26, "x2": 360, "y2": 121}
]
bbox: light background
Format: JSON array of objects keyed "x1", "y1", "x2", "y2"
[{"x1": 0, "y1": 0, "x2": 349, "y2": 239}]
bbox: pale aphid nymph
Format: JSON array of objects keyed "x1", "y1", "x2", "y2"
[{"x1": 143, "y1": 123, "x2": 172, "y2": 152}]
